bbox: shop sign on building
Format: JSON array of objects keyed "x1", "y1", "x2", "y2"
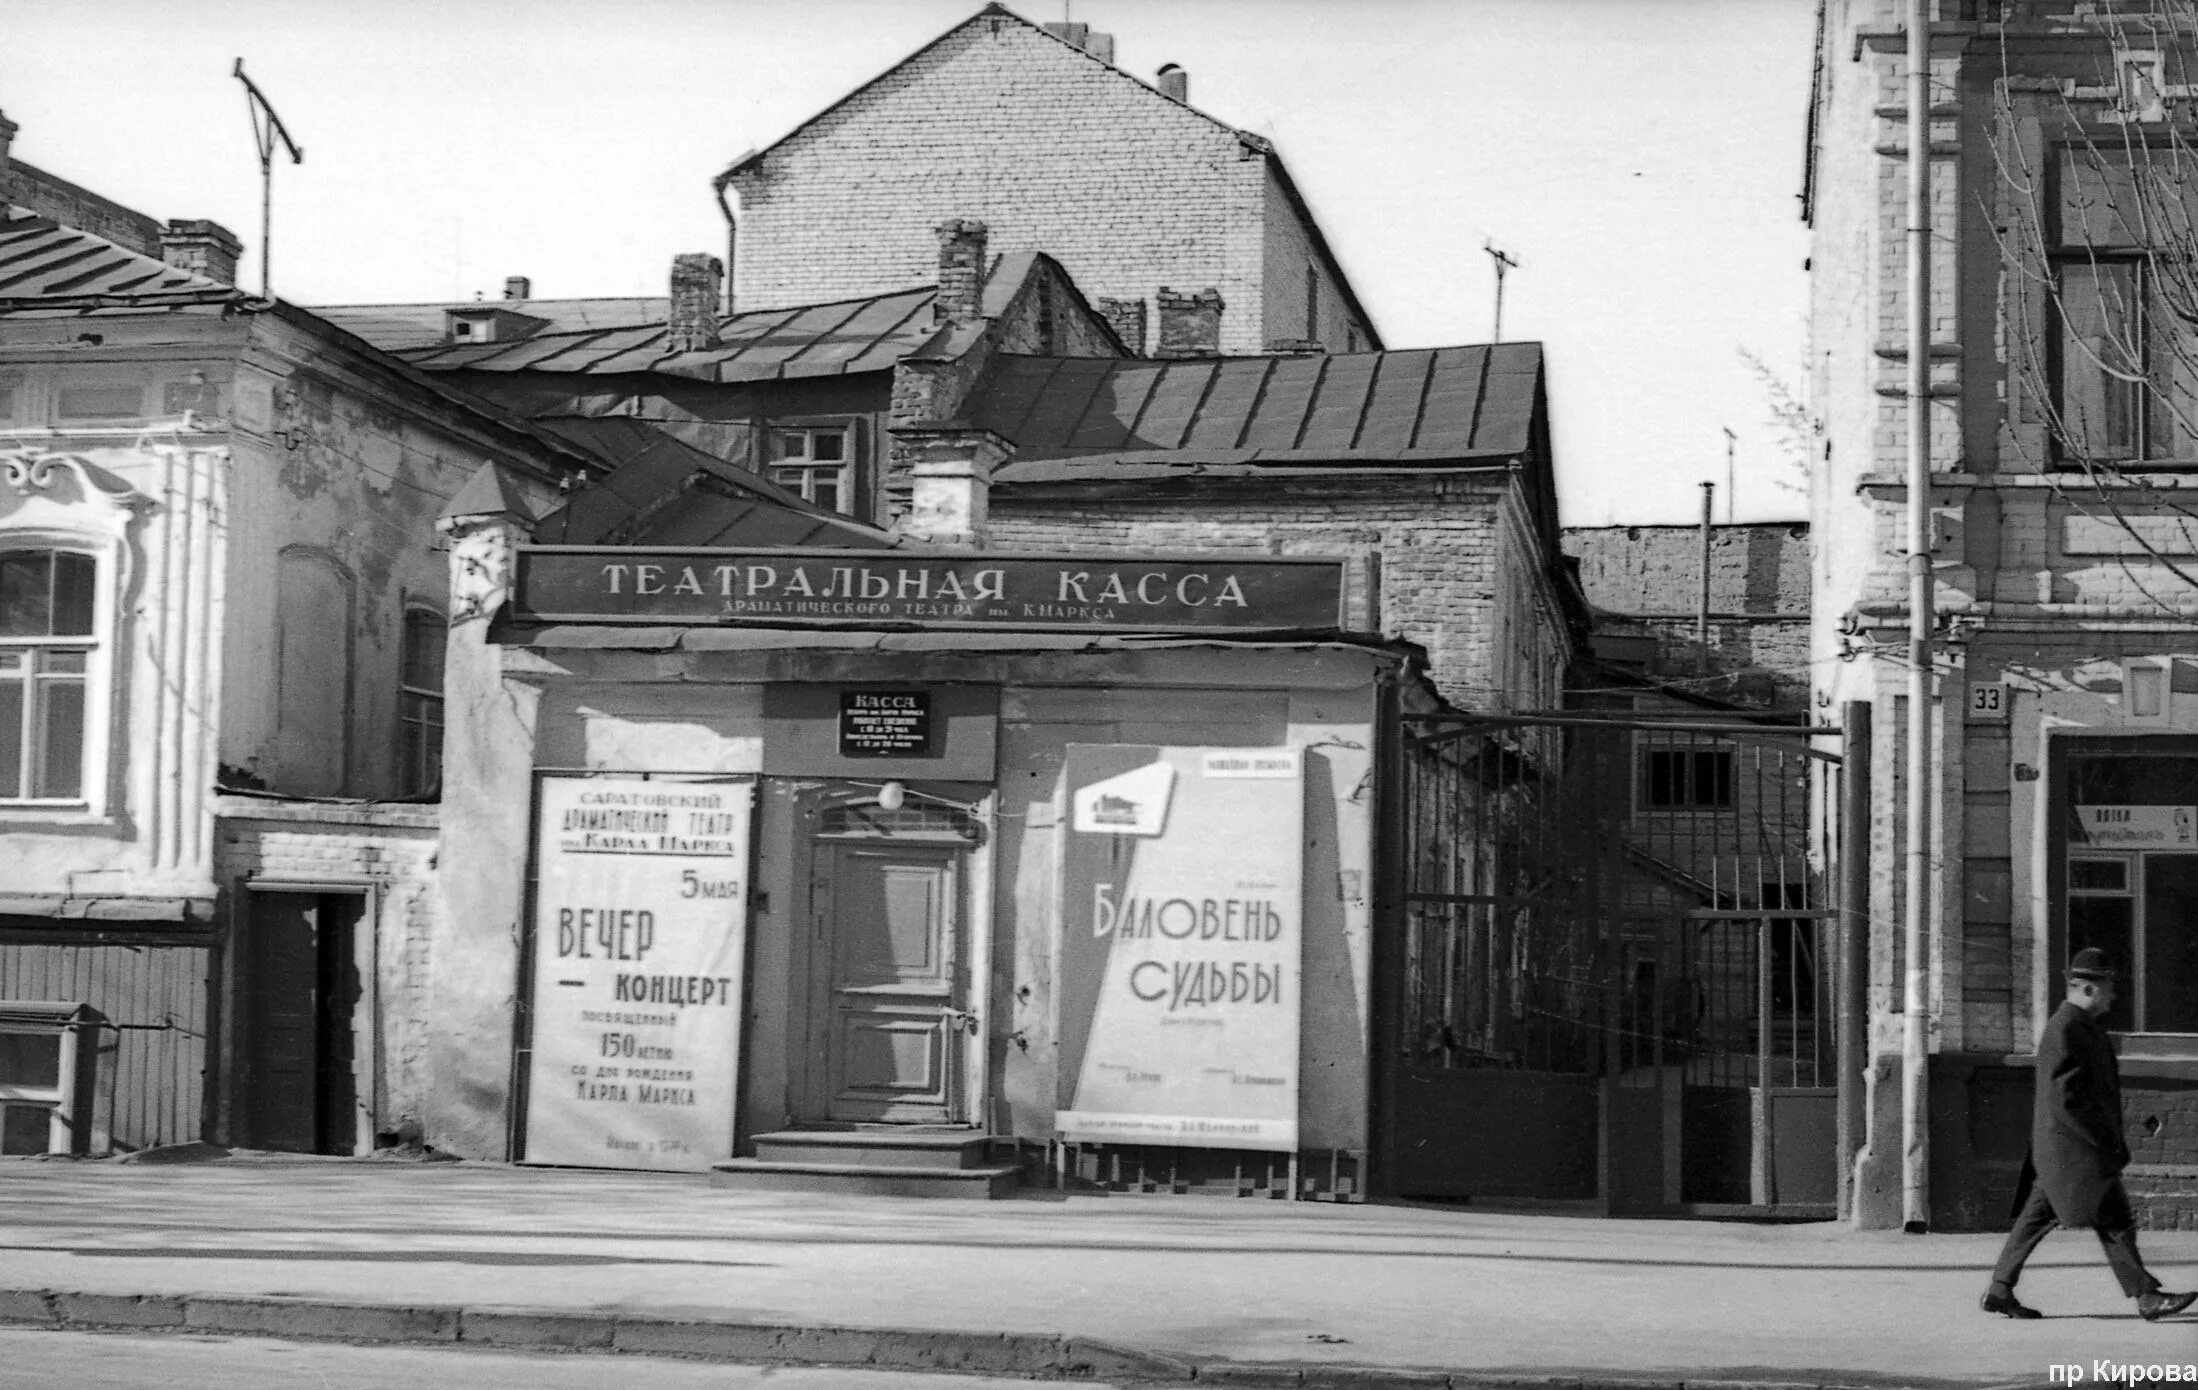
[
  {"x1": 522, "y1": 775, "x2": 754, "y2": 1172},
  {"x1": 2075, "y1": 804, "x2": 2198, "y2": 847},
  {"x1": 1054, "y1": 745, "x2": 1303, "y2": 1151},
  {"x1": 511, "y1": 547, "x2": 1344, "y2": 632}
]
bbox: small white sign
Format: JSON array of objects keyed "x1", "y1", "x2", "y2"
[
  {"x1": 2076, "y1": 804, "x2": 2197, "y2": 847},
  {"x1": 1201, "y1": 748, "x2": 1302, "y2": 779}
]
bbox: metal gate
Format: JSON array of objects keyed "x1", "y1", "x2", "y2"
[{"x1": 1383, "y1": 710, "x2": 1841, "y2": 1215}]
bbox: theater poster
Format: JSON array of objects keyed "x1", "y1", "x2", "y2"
[
  {"x1": 1055, "y1": 745, "x2": 1303, "y2": 1151},
  {"x1": 522, "y1": 775, "x2": 752, "y2": 1171}
]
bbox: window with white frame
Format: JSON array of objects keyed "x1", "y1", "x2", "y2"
[
  {"x1": 0, "y1": 549, "x2": 96, "y2": 803},
  {"x1": 398, "y1": 608, "x2": 444, "y2": 798},
  {"x1": 767, "y1": 425, "x2": 856, "y2": 515}
]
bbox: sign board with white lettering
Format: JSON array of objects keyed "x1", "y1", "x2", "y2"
[
  {"x1": 1055, "y1": 745, "x2": 1303, "y2": 1151},
  {"x1": 839, "y1": 689, "x2": 932, "y2": 758},
  {"x1": 521, "y1": 775, "x2": 753, "y2": 1171},
  {"x1": 2074, "y1": 804, "x2": 2198, "y2": 848},
  {"x1": 509, "y1": 547, "x2": 1345, "y2": 633}
]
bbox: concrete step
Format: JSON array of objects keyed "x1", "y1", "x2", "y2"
[
  {"x1": 750, "y1": 1129, "x2": 998, "y2": 1170},
  {"x1": 709, "y1": 1157, "x2": 1022, "y2": 1199}
]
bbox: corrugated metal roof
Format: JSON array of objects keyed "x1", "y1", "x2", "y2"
[
  {"x1": 317, "y1": 297, "x2": 668, "y2": 351},
  {"x1": 393, "y1": 287, "x2": 941, "y2": 383},
  {"x1": 0, "y1": 205, "x2": 233, "y2": 307},
  {"x1": 970, "y1": 344, "x2": 1543, "y2": 472}
]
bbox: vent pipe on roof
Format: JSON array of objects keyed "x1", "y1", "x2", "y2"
[
  {"x1": 503, "y1": 276, "x2": 530, "y2": 300},
  {"x1": 667, "y1": 253, "x2": 723, "y2": 353},
  {"x1": 934, "y1": 219, "x2": 989, "y2": 327},
  {"x1": 1157, "y1": 63, "x2": 1188, "y2": 104}
]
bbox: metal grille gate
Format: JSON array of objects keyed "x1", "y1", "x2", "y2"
[{"x1": 1384, "y1": 711, "x2": 1838, "y2": 1214}]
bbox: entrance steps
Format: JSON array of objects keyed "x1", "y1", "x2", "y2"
[{"x1": 710, "y1": 1129, "x2": 1021, "y2": 1199}]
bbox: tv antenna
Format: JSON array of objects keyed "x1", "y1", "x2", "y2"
[
  {"x1": 233, "y1": 58, "x2": 303, "y2": 299},
  {"x1": 1485, "y1": 242, "x2": 1519, "y2": 342},
  {"x1": 1722, "y1": 426, "x2": 1738, "y2": 523}
]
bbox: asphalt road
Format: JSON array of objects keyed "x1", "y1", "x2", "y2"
[{"x1": 0, "y1": 1327, "x2": 1121, "y2": 1390}]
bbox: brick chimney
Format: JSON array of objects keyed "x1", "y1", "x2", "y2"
[
  {"x1": 0, "y1": 109, "x2": 16, "y2": 198},
  {"x1": 160, "y1": 220, "x2": 244, "y2": 286},
  {"x1": 1157, "y1": 63, "x2": 1188, "y2": 104},
  {"x1": 934, "y1": 218, "x2": 989, "y2": 327},
  {"x1": 1155, "y1": 288, "x2": 1223, "y2": 359},
  {"x1": 1097, "y1": 297, "x2": 1146, "y2": 356},
  {"x1": 1040, "y1": 21, "x2": 1114, "y2": 64},
  {"x1": 666, "y1": 254, "x2": 723, "y2": 353},
  {"x1": 503, "y1": 276, "x2": 531, "y2": 300}
]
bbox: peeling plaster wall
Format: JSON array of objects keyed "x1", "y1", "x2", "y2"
[{"x1": 223, "y1": 317, "x2": 523, "y2": 798}]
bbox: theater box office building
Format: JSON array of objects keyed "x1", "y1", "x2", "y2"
[{"x1": 428, "y1": 503, "x2": 1434, "y2": 1196}]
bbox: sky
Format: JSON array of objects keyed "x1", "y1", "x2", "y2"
[{"x1": 3, "y1": 0, "x2": 1818, "y2": 527}]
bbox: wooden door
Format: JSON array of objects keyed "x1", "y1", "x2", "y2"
[
  {"x1": 238, "y1": 892, "x2": 363, "y2": 1154},
  {"x1": 815, "y1": 841, "x2": 967, "y2": 1124},
  {"x1": 240, "y1": 894, "x2": 318, "y2": 1152}
]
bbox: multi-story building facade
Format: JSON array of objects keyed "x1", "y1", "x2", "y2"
[
  {"x1": 714, "y1": 3, "x2": 1380, "y2": 358},
  {"x1": 1810, "y1": 0, "x2": 2198, "y2": 1227},
  {"x1": 0, "y1": 110, "x2": 593, "y2": 1158}
]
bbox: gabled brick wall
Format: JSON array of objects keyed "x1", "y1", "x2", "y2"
[{"x1": 726, "y1": 13, "x2": 1374, "y2": 355}]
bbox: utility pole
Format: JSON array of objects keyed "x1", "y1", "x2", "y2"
[
  {"x1": 233, "y1": 58, "x2": 303, "y2": 300},
  {"x1": 1900, "y1": 0, "x2": 1936, "y2": 1236},
  {"x1": 1485, "y1": 242, "x2": 1519, "y2": 343},
  {"x1": 1723, "y1": 427, "x2": 1738, "y2": 524}
]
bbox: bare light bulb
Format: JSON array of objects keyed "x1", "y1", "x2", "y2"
[{"x1": 876, "y1": 782, "x2": 906, "y2": 812}]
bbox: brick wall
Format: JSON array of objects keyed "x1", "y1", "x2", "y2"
[
  {"x1": 990, "y1": 473, "x2": 1566, "y2": 709},
  {"x1": 215, "y1": 801, "x2": 441, "y2": 1146},
  {"x1": 729, "y1": 15, "x2": 1373, "y2": 355}
]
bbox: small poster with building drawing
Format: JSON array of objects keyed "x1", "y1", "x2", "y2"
[
  {"x1": 522, "y1": 775, "x2": 753, "y2": 1171},
  {"x1": 1055, "y1": 745, "x2": 1303, "y2": 1151}
]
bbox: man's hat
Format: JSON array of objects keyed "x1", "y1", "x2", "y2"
[{"x1": 2067, "y1": 948, "x2": 2121, "y2": 982}]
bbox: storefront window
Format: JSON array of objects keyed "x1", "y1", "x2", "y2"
[{"x1": 2066, "y1": 751, "x2": 2198, "y2": 1032}]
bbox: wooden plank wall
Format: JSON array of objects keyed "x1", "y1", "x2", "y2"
[{"x1": 0, "y1": 942, "x2": 209, "y2": 1151}]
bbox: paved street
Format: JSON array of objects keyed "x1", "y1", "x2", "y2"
[{"x1": 0, "y1": 1155, "x2": 2191, "y2": 1388}]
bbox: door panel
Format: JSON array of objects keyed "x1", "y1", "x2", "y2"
[
  {"x1": 239, "y1": 892, "x2": 364, "y2": 1155},
  {"x1": 241, "y1": 895, "x2": 319, "y2": 1153},
  {"x1": 818, "y1": 842, "x2": 965, "y2": 1123}
]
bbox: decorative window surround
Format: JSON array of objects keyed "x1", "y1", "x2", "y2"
[{"x1": 0, "y1": 451, "x2": 142, "y2": 821}]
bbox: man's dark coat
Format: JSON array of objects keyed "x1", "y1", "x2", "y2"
[{"x1": 2014, "y1": 1000, "x2": 2132, "y2": 1229}]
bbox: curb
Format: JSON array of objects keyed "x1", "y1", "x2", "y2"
[{"x1": 0, "y1": 1288, "x2": 1971, "y2": 1389}]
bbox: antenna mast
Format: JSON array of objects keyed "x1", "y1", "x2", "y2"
[
  {"x1": 233, "y1": 58, "x2": 303, "y2": 299},
  {"x1": 1722, "y1": 426, "x2": 1738, "y2": 523},
  {"x1": 1484, "y1": 242, "x2": 1520, "y2": 342}
]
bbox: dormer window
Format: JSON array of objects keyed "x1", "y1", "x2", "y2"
[
  {"x1": 443, "y1": 307, "x2": 549, "y2": 346},
  {"x1": 768, "y1": 424, "x2": 858, "y2": 515}
]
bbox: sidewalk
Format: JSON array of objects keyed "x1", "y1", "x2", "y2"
[{"x1": 0, "y1": 1152, "x2": 2190, "y2": 1389}]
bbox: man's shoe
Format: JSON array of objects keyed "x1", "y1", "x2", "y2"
[
  {"x1": 2137, "y1": 1290, "x2": 2196, "y2": 1321},
  {"x1": 1981, "y1": 1291, "x2": 2043, "y2": 1319}
]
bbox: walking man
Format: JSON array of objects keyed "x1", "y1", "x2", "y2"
[{"x1": 1981, "y1": 949, "x2": 2194, "y2": 1321}]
